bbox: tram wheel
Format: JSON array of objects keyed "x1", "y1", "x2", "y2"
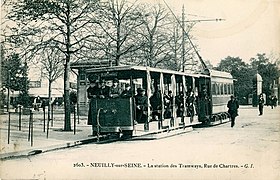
[{"x1": 122, "y1": 130, "x2": 133, "y2": 139}]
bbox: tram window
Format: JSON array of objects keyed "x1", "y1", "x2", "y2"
[
  {"x1": 216, "y1": 84, "x2": 220, "y2": 95},
  {"x1": 220, "y1": 83, "x2": 224, "y2": 95},
  {"x1": 80, "y1": 74, "x2": 86, "y2": 80},
  {"x1": 224, "y1": 84, "x2": 227, "y2": 94},
  {"x1": 230, "y1": 84, "x2": 234, "y2": 94},
  {"x1": 211, "y1": 83, "x2": 216, "y2": 95}
]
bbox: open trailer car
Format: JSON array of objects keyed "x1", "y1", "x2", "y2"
[{"x1": 85, "y1": 66, "x2": 234, "y2": 137}]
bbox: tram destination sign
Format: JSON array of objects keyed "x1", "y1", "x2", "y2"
[{"x1": 99, "y1": 72, "x2": 118, "y2": 78}]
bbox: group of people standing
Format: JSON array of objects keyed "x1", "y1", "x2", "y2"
[{"x1": 87, "y1": 78, "x2": 132, "y2": 100}]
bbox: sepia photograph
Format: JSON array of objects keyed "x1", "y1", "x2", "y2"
[{"x1": 0, "y1": 0, "x2": 280, "y2": 179}]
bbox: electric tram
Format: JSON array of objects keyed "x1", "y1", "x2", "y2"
[{"x1": 85, "y1": 65, "x2": 234, "y2": 137}]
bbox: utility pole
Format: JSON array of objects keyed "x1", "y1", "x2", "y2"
[
  {"x1": 165, "y1": 1, "x2": 225, "y2": 73},
  {"x1": 181, "y1": 5, "x2": 185, "y2": 72}
]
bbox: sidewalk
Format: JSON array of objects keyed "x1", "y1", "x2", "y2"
[{"x1": 0, "y1": 109, "x2": 94, "y2": 160}]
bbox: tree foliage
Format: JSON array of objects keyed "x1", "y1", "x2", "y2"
[{"x1": 215, "y1": 54, "x2": 280, "y2": 104}]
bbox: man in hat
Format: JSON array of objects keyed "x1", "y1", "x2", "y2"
[
  {"x1": 121, "y1": 84, "x2": 133, "y2": 97},
  {"x1": 98, "y1": 79, "x2": 110, "y2": 98},
  {"x1": 135, "y1": 88, "x2": 148, "y2": 123},
  {"x1": 227, "y1": 95, "x2": 239, "y2": 127},
  {"x1": 109, "y1": 78, "x2": 122, "y2": 98},
  {"x1": 87, "y1": 80, "x2": 99, "y2": 99},
  {"x1": 258, "y1": 93, "x2": 264, "y2": 115}
]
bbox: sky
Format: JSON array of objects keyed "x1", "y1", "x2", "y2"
[{"x1": 138, "y1": 0, "x2": 280, "y2": 66}]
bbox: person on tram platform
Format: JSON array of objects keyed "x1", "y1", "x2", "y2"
[
  {"x1": 150, "y1": 90, "x2": 162, "y2": 121},
  {"x1": 164, "y1": 90, "x2": 173, "y2": 118},
  {"x1": 87, "y1": 80, "x2": 100, "y2": 125},
  {"x1": 98, "y1": 79, "x2": 110, "y2": 98},
  {"x1": 175, "y1": 91, "x2": 184, "y2": 117},
  {"x1": 121, "y1": 84, "x2": 133, "y2": 97},
  {"x1": 186, "y1": 91, "x2": 195, "y2": 117},
  {"x1": 87, "y1": 80, "x2": 99, "y2": 99},
  {"x1": 135, "y1": 88, "x2": 148, "y2": 123},
  {"x1": 109, "y1": 78, "x2": 122, "y2": 98}
]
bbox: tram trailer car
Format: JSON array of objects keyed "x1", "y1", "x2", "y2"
[
  {"x1": 201, "y1": 69, "x2": 234, "y2": 125},
  {"x1": 85, "y1": 66, "x2": 234, "y2": 137}
]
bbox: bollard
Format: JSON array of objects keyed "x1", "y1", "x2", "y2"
[
  {"x1": 28, "y1": 110, "x2": 31, "y2": 141},
  {"x1": 51, "y1": 104, "x2": 54, "y2": 127},
  {"x1": 43, "y1": 106, "x2": 46, "y2": 132},
  {"x1": 30, "y1": 110, "x2": 34, "y2": 146},
  {"x1": 18, "y1": 105, "x2": 22, "y2": 131},
  {"x1": 73, "y1": 105, "x2": 76, "y2": 135},
  {"x1": 47, "y1": 111, "x2": 50, "y2": 139},
  {"x1": 77, "y1": 104, "x2": 80, "y2": 124},
  {"x1": 28, "y1": 109, "x2": 34, "y2": 145},
  {"x1": 8, "y1": 111, "x2": 11, "y2": 144}
]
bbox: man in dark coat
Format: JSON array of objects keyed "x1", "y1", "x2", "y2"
[
  {"x1": 150, "y1": 90, "x2": 162, "y2": 121},
  {"x1": 258, "y1": 93, "x2": 264, "y2": 115},
  {"x1": 87, "y1": 80, "x2": 99, "y2": 99},
  {"x1": 135, "y1": 88, "x2": 148, "y2": 123},
  {"x1": 227, "y1": 95, "x2": 239, "y2": 127},
  {"x1": 87, "y1": 80, "x2": 99, "y2": 125}
]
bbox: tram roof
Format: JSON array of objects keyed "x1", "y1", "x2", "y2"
[
  {"x1": 209, "y1": 69, "x2": 233, "y2": 79},
  {"x1": 86, "y1": 65, "x2": 209, "y2": 78}
]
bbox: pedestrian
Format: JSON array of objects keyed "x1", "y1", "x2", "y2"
[
  {"x1": 272, "y1": 95, "x2": 278, "y2": 109},
  {"x1": 227, "y1": 95, "x2": 239, "y2": 127},
  {"x1": 33, "y1": 96, "x2": 42, "y2": 111},
  {"x1": 258, "y1": 93, "x2": 264, "y2": 115}
]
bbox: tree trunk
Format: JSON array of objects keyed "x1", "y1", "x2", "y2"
[
  {"x1": 48, "y1": 79, "x2": 52, "y2": 126},
  {"x1": 64, "y1": 2, "x2": 72, "y2": 131},
  {"x1": 64, "y1": 57, "x2": 71, "y2": 131}
]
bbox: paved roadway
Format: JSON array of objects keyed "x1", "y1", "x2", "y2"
[{"x1": 0, "y1": 106, "x2": 279, "y2": 180}]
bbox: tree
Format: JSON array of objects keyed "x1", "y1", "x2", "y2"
[
  {"x1": 250, "y1": 53, "x2": 280, "y2": 96},
  {"x1": 1, "y1": 52, "x2": 30, "y2": 108},
  {"x1": 41, "y1": 47, "x2": 64, "y2": 127},
  {"x1": 95, "y1": 0, "x2": 146, "y2": 66},
  {"x1": 5, "y1": 0, "x2": 100, "y2": 131},
  {"x1": 137, "y1": 4, "x2": 173, "y2": 67}
]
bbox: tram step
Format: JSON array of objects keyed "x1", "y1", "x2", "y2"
[
  {"x1": 162, "y1": 125, "x2": 169, "y2": 129},
  {"x1": 179, "y1": 122, "x2": 185, "y2": 126}
]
